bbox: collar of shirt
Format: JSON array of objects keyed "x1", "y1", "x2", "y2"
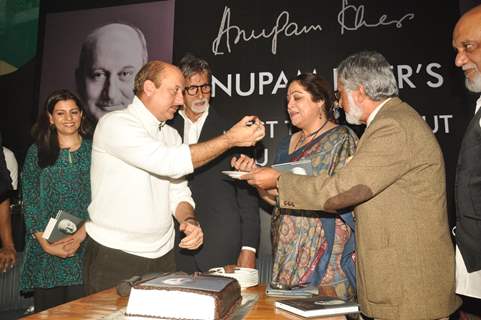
[
  {"x1": 130, "y1": 96, "x2": 164, "y2": 135},
  {"x1": 475, "y1": 95, "x2": 481, "y2": 115},
  {"x1": 179, "y1": 106, "x2": 209, "y2": 144},
  {"x1": 366, "y1": 97, "x2": 392, "y2": 127}
]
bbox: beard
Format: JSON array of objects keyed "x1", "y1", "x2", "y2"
[
  {"x1": 189, "y1": 98, "x2": 209, "y2": 114},
  {"x1": 465, "y1": 71, "x2": 481, "y2": 93},
  {"x1": 345, "y1": 93, "x2": 363, "y2": 125}
]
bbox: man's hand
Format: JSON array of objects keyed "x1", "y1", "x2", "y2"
[
  {"x1": 231, "y1": 154, "x2": 257, "y2": 172},
  {"x1": 179, "y1": 220, "x2": 203, "y2": 250},
  {"x1": 0, "y1": 246, "x2": 16, "y2": 272},
  {"x1": 225, "y1": 116, "x2": 265, "y2": 147},
  {"x1": 237, "y1": 249, "x2": 256, "y2": 269},
  {"x1": 240, "y1": 167, "x2": 281, "y2": 190}
]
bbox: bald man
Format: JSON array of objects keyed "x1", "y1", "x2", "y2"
[
  {"x1": 84, "y1": 60, "x2": 265, "y2": 294},
  {"x1": 452, "y1": 4, "x2": 481, "y2": 300},
  {"x1": 76, "y1": 23, "x2": 148, "y2": 120}
]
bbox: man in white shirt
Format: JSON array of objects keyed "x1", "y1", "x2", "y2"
[
  {"x1": 84, "y1": 60, "x2": 265, "y2": 294},
  {"x1": 169, "y1": 54, "x2": 259, "y2": 273},
  {"x1": 452, "y1": 3, "x2": 481, "y2": 308}
]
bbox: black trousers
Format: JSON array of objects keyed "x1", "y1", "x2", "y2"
[
  {"x1": 33, "y1": 285, "x2": 84, "y2": 313},
  {"x1": 83, "y1": 236, "x2": 176, "y2": 295}
]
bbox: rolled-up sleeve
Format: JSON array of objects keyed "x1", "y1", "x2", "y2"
[{"x1": 169, "y1": 177, "x2": 195, "y2": 216}]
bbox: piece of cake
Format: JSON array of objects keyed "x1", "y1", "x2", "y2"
[{"x1": 125, "y1": 273, "x2": 241, "y2": 320}]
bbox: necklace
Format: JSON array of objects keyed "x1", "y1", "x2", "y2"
[
  {"x1": 59, "y1": 136, "x2": 82, "y2": 151},
  {"x1": 295, "y1": 120, "x2": 328, "y2": 150}
]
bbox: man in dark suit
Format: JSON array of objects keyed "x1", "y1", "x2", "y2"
[
  {"x1": 168, "y1": 54, "x2": 260, "y2": 272},
  {"x1": 452, "y1": 3, "x2": 481, "y2": 301},
  {"x1": 236, "y1": 51, "x2": 460, "y2": 319}
]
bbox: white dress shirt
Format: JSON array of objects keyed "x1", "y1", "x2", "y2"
[
  {"x1": 86, "y1": 96, "x2": 195, "y2": 258},
  {"x1": 475, "y1": 95, "x2": 481, "y2": 115},
  {"x1": 366, "y1": 98, "x2": 392, "y2": 127},
  {"x1": 3, "y1": 147, "x2": 18, "y2": 190},
  {"x1": 179, "y1": 107, "x2": 209, "y2": 144}
]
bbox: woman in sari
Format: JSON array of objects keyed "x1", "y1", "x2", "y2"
[{"x1": 233, "y1": 73, "x2": 358, "y2": 300}]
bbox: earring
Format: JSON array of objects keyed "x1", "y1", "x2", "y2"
[{"x1": 333, "y1": 104, "x2": 341, "y2": 120}]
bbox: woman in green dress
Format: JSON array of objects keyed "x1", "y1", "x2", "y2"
[{"x1": 20, "y1": 89, "x2": 93, "y2": 312}]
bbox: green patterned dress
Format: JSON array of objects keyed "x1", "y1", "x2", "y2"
[{"x1": 19, "y1": 140, "x2": 91, "y2": 291}]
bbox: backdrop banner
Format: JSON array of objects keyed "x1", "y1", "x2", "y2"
[{"x1": 1, "y1": 0, "x2": 475, "y2": 256}]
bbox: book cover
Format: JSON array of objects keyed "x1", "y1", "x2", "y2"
[
  {"x1": 275, "y1": 296, "x2": 359, "y2": 318},
  {"x1": 42, "y1": 210, "x2": 85, "y2": 243},
  {"x1": 138, "y1": 273, "x2": 237, "y2": 293},
  {"x1": 271, "y1": 159, "x2": 313, "y2": 176}
]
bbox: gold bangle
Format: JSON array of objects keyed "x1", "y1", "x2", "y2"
[{"x1": 276, "y1": 174, "x2": 281, "y2": 189}]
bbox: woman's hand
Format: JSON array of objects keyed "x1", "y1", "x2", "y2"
[
  {"x1": 34, "y1": 226, "x2": 86, "y2": 258},
  {"x1": 231, "y1": 154, "x2": 257, "y2": 172},
  {"x1": 58, "y1": 225, "x2": 87, "y2": 255},
  {"x1": 35, "y1": 233, "x2": 74, "y2": 259},
  {"x1": 45, "y1": 241, "x2": 75, "y2": 258}
]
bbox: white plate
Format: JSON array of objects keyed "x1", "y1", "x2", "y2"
[{"x1": 221, "y1": 171, "x2": 248, "y2": 179}]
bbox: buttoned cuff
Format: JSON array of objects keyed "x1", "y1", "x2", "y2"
[{"x1": 241, "y1": 246, "x2": 256, "y2": 253}]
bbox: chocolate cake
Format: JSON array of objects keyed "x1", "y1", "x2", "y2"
[{"x1": 125, "y1": 273, "x2": 241, "y2": 320}]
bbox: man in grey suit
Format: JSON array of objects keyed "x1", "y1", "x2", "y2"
[
  {"x1": 236, "y1": 51, "x2": 460, "y2": 319},
  {"x1": 452, "y1": 3, "x2": 481, "y2": 302}
]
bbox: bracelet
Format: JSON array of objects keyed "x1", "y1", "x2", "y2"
[
  {"x1": 183, "y1": 217, "x2": 200, "y2": 226},
  {"x1": 276, "y1": 174, "x2": 281, "y2": 189}
]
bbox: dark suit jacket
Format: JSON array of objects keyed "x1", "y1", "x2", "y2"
[
  {"x1": 168, "y1": 110, "x2": 259, "y2": 272},
  {"x1": 455, "y1": 106, "x2": 481, "y2": 272},
  {"x1": 278, "y1": 98, "x2": 460, "y2": 319}
]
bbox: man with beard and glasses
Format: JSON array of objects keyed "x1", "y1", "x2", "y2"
[
  {"x1": 233, "y1": 51, "x2": 460, "y2": 319},
  {"x1": 168, "y1": 54, "x2": 259, "y2": 273},
  {"x1": 76, "y1": 23, "x2": 148, "y2": 121},
  {"x1": 452, "y1": 3, "x2": 481, "y2": 305}
]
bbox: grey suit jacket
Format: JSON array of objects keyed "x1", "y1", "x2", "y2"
[{"x1": 278, "y1": 98, "x2": 460, "y2": 320}]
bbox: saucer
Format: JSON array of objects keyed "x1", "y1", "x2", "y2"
[{"x1": 221, "y1": 171, "x2": 248, "y2": 179}]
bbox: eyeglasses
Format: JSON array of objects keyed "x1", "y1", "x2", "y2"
[
  {"x1": 334, "y1": 90, "x2": 341, "y2": 102},
  {"x1": 184, "y1": 84, "x2": 211, "y2": 96}
]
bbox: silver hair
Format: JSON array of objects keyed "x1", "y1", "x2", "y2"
[
  {"x1": 337, "y1": 51, "x2": 399, "y2": 101},
  {"x1": 178, "y1": 53, "x2": 212, "y2": 81}
]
